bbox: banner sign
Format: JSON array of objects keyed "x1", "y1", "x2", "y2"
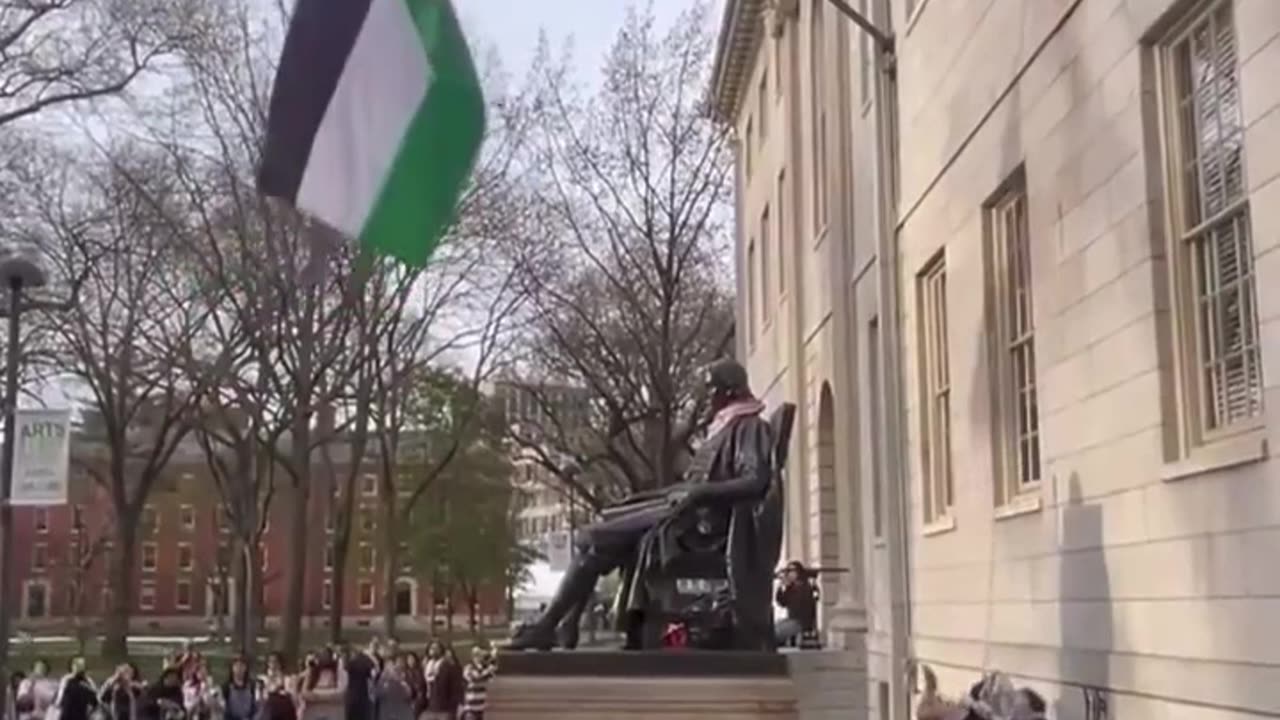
[{"x1": 9, "y1": 408, "x2": 72, "y2": 506}]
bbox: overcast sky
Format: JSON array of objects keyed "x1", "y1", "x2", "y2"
[{"x1": 458, "y1": 0, "x2": 724, "y2": 84}]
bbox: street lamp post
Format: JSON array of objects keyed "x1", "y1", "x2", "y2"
[{"x1": 0, "y1": 253, "x2": 48, "y2": 718}]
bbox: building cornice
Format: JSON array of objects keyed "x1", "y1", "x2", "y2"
[{"x1": 708, "y1": 0, "x2": 773, "y2": 123}]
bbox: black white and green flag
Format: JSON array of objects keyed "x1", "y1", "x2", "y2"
[{"x1": 258, "y1": 0, "x2": 485, "y2": 266}]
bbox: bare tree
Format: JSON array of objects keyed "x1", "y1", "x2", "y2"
[
  {"x1": 0, "y1": 0, "x2": 206, "y2": 128},
  {"x1": 319, "y1": 262, "x2": 409, "y2": 643},
  {"x1": 507, "y1": 2, "x2": 734, "y2": 507},
  {"x1": 113, "y1": 0, "x2": 370, "y2": 660},
  {"x1": 31, "y1": 146, "x2": 236, "y2": 659},
  {"x1": 61, "y1": 524, "x2": 111, "y2": 656},
  {"x1": 316, "y1": 51, "x2": 537, "y2": 639}
]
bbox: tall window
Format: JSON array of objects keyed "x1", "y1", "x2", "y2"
[
  {"x1": 31, "y1": 543, "x2": 47, "y2": 572},
  {"x1": 758, "y1": 69, "x2": 768, "y2": 139},
  {"x1": 25, "y1": 583, "x2": 47, "y2": 618},
  {"x1": 774, "y1": 31, "x2": 784, "y2": 100},
  {"x1": 745, "y1": 118, "x2": 754, "y2": 178},
  {"x1": 747, "y1": 240, "x2": 758, "y2": 343},
  {"x1": 175, "y1": 580, "x2": 192, "y2": 611},
  {"x1": 859, "y1": 0, "x2": 872, "y2": 107},
  {"x1": 988, "y1": 178, "x2": 1042, "y2": 504},
  {"x1": 918, "y1": 254, "x2": 952, "y2": 523},
  {"x1": 139, "y1": 582, "x2": 156, "y2": 611},
  {"x1": 179, "y1": 505, "x2": 195, "y2": 531},
  {"x1": 142, "y1": 543, "x2": 158, "y2": 573},
  {"x1": 177, "y1": 543, "x2": 194, "y2": 572},
  {"x1": 358, "y1": 581, "x2": 375, "y2": 610},
  {"x1": 322, "y1": 580, "x2": 334, "y2": 610},
  {"x1": 761, "y1": 206, "x2": 772, "y2": 325},
  {"x1": 33, "y1": 509, "x2": 47, "y2": 534},
  {"x1": 66, "y1": 582, "x2": 80, "y2": 614},
  {"x1": 141, "y1": 505, "x2": 158, "y2": 535},
  {"x1": 810, "y1": 0, "x2": 827, "y2": 230},
  {"x1": 777, "y1": 170, "x2": 787, "y2": 295},
  {"x1": 359, "y1": 543, "x2": 375, "y2": 572},
  {"x1": 869, "y1": 317, "x2": 884, "y2": 539},
  {"x1": 1160, "y1": 0, "x2": 1263, "y2": 442}
]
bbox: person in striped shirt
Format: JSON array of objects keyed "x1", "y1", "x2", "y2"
[{"x1": 459, "y1": 647, "x2": 496, "y2": 720}]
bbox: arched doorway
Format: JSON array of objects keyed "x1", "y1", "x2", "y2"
[
  {"x1": 815, "y1": 382, "x2": 840, "y2": 614},
  {"x1": 394, "y1": 578, "x2": 417, "y2": 617}
]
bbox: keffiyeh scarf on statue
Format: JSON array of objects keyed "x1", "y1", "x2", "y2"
[{"x1": 703, "y1": 398, "x2": 767, "y2": 442}]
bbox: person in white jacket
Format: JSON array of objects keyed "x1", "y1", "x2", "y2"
[{"x1": 15, "y1": 661, "x2": 58, "y2": 720}]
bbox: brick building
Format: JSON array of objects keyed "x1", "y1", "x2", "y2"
[{"x1": 8, "y1": 433, "x2": 507, "y2": 634}]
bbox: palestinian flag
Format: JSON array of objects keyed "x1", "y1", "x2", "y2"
[{"x1": 257, "y1": 0, "x2": 485, "y2": 266}]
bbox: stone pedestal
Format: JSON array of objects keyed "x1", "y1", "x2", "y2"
[
  {"x1": 487, "y1": 650, "x2": 866, "y2": 720},
  {"x1": 825, "y1": 603, "x2": 869, "y2": 651},
  {"x1": 488, "y1": 651, "x2": 795, "y2": 720}
]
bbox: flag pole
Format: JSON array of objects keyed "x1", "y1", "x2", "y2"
[{"x1": 824, "y1": 0, "x2": 894, "y2": 57}]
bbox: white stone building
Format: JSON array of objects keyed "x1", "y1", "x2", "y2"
[{"x1": 713, "y1": 0, "x2": 1280, "y2": 717}]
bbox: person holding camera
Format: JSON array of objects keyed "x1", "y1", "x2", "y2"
[
  {"x1": 774, "y1": 561, "x2": 818, "y2": 647},
  {"x1": 295, "y1": 649, "x2": 345, "y2": 720},
  {"x1": 98, "y1": 664, "x2": 143, "y2": 720},
  {"x1": 459, "y1": 647, "x2": 496, "y2": 720}
]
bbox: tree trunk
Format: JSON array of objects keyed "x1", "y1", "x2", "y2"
[
  {"x1": 445, "y1": 586, "x2": 454, "y2": 635},
  {"x1": 102, "y1": 520, "x2": 138, "y2": 660},
  {"x1": 327, "y1": 526, "x2": 352, "y2": 645},
  {"x1": 282, "y1": 475, "x2": 310, "y2": 663},
  {"x1": 282, "y1": 283, "x2": 317, "y2": 664},
  {"x1": 249, "y1": 550, "x2": 264, "y2": 645},
  {"x1": 233, "y1": 543, "x2": 248, "y2": 649},
  {"x1": 235, "y1": 538, "x2": 263, "y2": 659},
  {"x1": 379, "y1": 500, "x2": 399, "y2": 636}
]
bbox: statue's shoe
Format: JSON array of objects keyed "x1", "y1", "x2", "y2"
[
  {"x1": 503, "y1": 623, "x2": 557, "y2": 651},
  {"x1": 556, "y1": 620, "x2": 580, "y2": 650}
]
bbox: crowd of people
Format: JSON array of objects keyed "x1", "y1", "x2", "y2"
[{"x1": 4, "y1": 638, "x2": 499, "y2": 720}]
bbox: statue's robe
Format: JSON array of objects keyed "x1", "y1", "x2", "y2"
[{"x1": 611, "y1": 403, "x2": 781, "y2": 648}]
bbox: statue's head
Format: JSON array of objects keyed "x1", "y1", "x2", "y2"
[{"x1": 703, "y1": 358, "x2": 751, "y2": 414}]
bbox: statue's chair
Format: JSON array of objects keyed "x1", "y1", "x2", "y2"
[{"x1": 615, "y1": 403, "x2": 796, "y2": 650}]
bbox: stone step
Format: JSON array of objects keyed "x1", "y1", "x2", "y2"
[
  {"x1": 488, "y1": 650, "x2": 799, "y2": 720},
  {"x1": 488, "y1": 675, "x2": 798, "y2": 719}
]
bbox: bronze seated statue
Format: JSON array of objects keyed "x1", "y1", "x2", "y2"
[{"x1": 506, "y1": 359, "x2": 794, "y2": 652}]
